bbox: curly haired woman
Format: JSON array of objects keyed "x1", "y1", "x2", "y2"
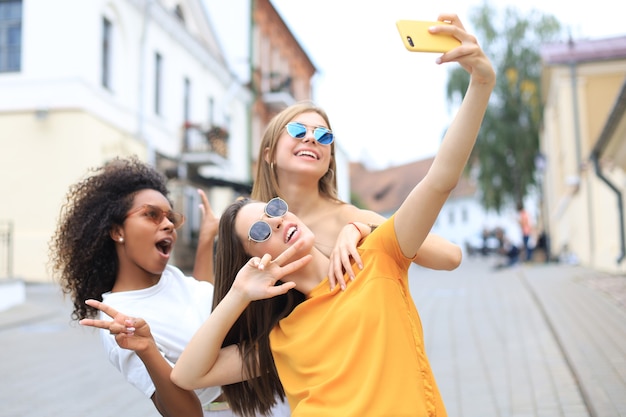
[{"x1": 49, "y1": 156, "x2": 290, "y2": 417}]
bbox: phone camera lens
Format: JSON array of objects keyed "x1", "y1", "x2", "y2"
[{"x1": 406, "y1": 36, "x2": 414, "y2": 47}]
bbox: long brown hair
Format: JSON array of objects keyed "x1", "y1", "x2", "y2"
[
  {"x1": 213, "y1": 198, "x2": 305, "y2": 417},
  {"x1": 251, "y1": 101, "x2": 341, "y2": 203}
]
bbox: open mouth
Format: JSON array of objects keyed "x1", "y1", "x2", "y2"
[
  {"x1": 286, "y1": 226, "x2": 297, "y2": 243},
  {"x1": 156, "y1": 238, "x2": 172, "y2": 255},
  {"x1": 296, "y1": 150, "x2": 319, "y2": 160}
]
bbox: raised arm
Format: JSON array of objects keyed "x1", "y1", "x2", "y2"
[
  {"x1": 172, "y1": 242, "x2": 311, "y2": 390},
  {"x1": 327, "y1": 207, "x2": 462, "y2": 288},
  {"x1": 192, "y1": 189, "x2": 219, "y2": 283},
  {"x1": 413, "y1": 233, "x2": 462, "y2": 270},
  {"x1": 394, "y1": 14, "x2": 496, "y2": 258},
  {"x1": 343, "y1": 208, "x2": 462, "y2": 270}
]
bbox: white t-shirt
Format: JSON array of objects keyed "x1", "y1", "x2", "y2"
[{"x1": 100, "y1": 264, "x2": 220, "y2": 406}]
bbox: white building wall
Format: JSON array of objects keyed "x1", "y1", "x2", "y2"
[
  {"x1": 202, "y1": 0, "x2": 251, "y2": 82},
  {"x1": 0, "y1": 0, "x2": 251, "y2": 282},
  {"x1": 334, "y1": 142, "x2": 350, "y2": 202}
]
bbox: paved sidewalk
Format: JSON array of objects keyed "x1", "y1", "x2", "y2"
[
  {"x1": 410, "y1": 258, "x2": 626, "y2": 417},
  {"x1": 0, "y1": 284, "x2": 157, "y2": 417},
  {"x1": 522, "y1": 263, "x2": 626, "y2": 417},
  {"x1": 1, "y1": 258, "x2": 625, "y2": 417}
]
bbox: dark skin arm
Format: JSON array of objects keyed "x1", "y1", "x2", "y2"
[
  {"x1": 80, "y1": 300, "x2": 203, "y2": 417},
  {"x1": 192, "y1": 189, "x2": 219, "y2": 283}
]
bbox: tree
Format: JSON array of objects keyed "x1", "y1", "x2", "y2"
[{"x1": 446, "y1": 3, "x2": 562, "y2": 211}]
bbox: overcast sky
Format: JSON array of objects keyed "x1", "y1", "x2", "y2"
[{"x1": 270, "y1": 0, "x2": 625, "y2": 169}]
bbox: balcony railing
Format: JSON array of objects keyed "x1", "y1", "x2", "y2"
[{"x1": 183, "y1": 122, "x2": 229, "y2": 158}]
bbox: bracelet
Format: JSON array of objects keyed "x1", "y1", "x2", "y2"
[
  {"x1": 350, "y1": 222, "x2": 379, "y2": 235},
  {"x1": 349, "y1": 222, "x2": 362, "y2": 234}
]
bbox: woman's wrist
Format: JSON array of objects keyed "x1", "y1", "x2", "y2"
[
  {"x1": 228, "y1": 283, "x2": 253, "y2": 306},
  {"x1": 348, "y1": 222, "x2": 375, "y2": 239},
  {"x1": 135, "y1": 337, "x2": 161, "y2": 359}
]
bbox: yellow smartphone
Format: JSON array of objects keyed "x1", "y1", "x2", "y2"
[{"x1": 395, "y1": 20, "x2": 461, "y2": 53}]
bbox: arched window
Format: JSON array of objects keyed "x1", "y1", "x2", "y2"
[{"x1": 174, "y1": 4, "x2": 185, "y2": 23}]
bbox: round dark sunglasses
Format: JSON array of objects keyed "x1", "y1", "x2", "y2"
[
  {"x1": 285, "y1": 122, "x2": 334, "y2": 145},
  {"x1": 248, "y1": 197, "x2": 289, "y2": 243},
  {"x1": 125, "y1": 204, "x2": 186, "y2": 229}
]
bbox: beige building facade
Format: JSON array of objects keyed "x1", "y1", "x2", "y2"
[
  {"x1": 540, "y1": 35, "x2": 626, "y2": 274},
  {"x1": 0, "y1": 0, "x2": 321, "y2": 288},
  {"x1": 0, "y1": 0, "x2": 251, "y2": 284}
]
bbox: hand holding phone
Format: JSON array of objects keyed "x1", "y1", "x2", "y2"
[{"x1": 396, "y1": 20, "x2": 461, "y2": 53}]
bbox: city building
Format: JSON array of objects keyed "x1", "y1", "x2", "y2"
[
  {"x1": 540, "y1": 34, "x2": 626, "y2": 274},
  {"x1": 0, "y1": 0, "x2": 327, "y2": 307},
  {"x1": 202, "y1": 0, "x2": 351, "y2": 200}
]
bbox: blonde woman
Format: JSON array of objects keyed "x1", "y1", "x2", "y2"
[{"x1": 172, "y1": 14, "x2": 496, "y2": 416}]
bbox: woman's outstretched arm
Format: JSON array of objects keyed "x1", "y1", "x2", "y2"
[
  {"x1": 192, "y1": 189, "x2": 219, "y2": 283},
  {"x1": 394, "y1": 14, "x2": 496, "y2": 258},
  {"x1": 340, "y1": 207, "x2": 463, "y2": 271}
]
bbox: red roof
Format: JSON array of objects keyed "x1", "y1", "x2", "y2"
[
  {"x1": 541, "y1": 35, "x2": 626, "y2": 65},
  {"x1": 349, "y1": 158, "x2": 477, "y2": 214}
]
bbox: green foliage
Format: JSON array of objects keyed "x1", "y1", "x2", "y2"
[{"x1": 447, "y1": 2, "x2": 562, "y2": 211}]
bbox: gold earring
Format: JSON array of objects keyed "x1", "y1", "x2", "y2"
[{"x1": 270, "y1": 161, "x2": 274, "y2": 171}]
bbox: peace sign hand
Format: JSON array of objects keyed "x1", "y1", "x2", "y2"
[
  {"x1": 79, "y1": 300, "x2": 154, "y2": 353},
  {"x1": 232, "y1": 240, "x2": 312, "y2": 302}
]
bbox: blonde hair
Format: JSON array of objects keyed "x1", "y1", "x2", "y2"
[{"x1": 251, "y1": 101, "x2": 341, "y2": 203}]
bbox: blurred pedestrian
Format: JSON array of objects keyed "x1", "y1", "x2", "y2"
[
  {"x1": 494, "y1": 227, "x2": 520, "y2": 269},
  {"x1": 517, "y1": 202, "x2": 534, "y2": 261}
]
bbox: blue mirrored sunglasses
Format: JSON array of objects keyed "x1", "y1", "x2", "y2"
[
  {"x1": 247, "y1": 197, "x2": 289, "y2": 243},
  {"x1": 285, "y1": 122, "x2": 334, "y2": 145}
]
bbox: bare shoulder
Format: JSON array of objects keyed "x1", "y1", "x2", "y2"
[{"x1": 337, "y1": 204, "x2": 386, "y2": 224}]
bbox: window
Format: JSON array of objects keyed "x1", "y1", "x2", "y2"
[
  {"x1": 0, "y1": 0, "x2": 22, "y2": 73},
  {"x1": 183, "y1": 77, "x2": 190, "y2": 119},
  {"x1": 101, "y1": 17, "x2": 112, "y2": 89},
  {"x1": 174, "y1": 4, "x2": 185, "y2": 23},
  {"x1": 183, "y1": 77, "x2": 190, "y2": 149},
  {"x1": 154, "y1": 52, "x2": 162, "y2": 115},
  {"x1": 207, "y1": 97, "x2": 214, "y2": 126},
  {"x1": 448, "y1": 210, "x2": 455, "y2": 225}
]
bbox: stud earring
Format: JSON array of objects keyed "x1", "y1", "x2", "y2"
[{"x1": 119, "y1": 237, "x2": 124, "y2": 242}]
